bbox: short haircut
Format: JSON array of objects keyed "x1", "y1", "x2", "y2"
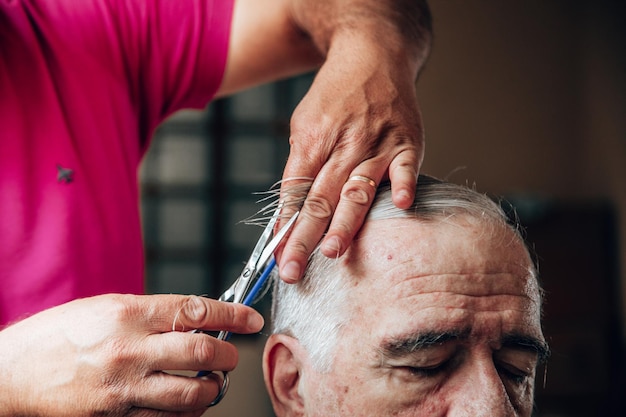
[{"x1": 270, "y1": 174, "x2": 535, "y2": 371}]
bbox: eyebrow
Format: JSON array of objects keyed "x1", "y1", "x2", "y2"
[
  {"x1": 379, "y1": 329, "x2": 550, "y2": 364},
  {"x1": 380, "y1": 329, "x2": 469, "y2": 359}
]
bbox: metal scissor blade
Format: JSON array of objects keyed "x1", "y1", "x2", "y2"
[
  {"x1": 256, "y1": 210, "x2": 299, "y2": 271},
  {"x1": 230, "y1": 209, "x2": 298, "y2": 304},
  {"x1": 214, "y1": 210, "x2": 299, "y2": 342},
  {"x1": 246, "y1": 204, "x2": 284, "y2": 270},
  {"x1": 219, "y1": 205, "x2": 295, "y2": 305}
]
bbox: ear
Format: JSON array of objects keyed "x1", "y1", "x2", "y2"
[{"x1": 263, "y1": 334, "x2": 306, "y2": 417}]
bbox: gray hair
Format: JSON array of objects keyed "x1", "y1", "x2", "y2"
[{"x1": 270, "y1": 174, "x2": 528, "y2": 372}]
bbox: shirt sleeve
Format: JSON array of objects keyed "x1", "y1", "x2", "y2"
[
  {"x1": 23, "y1": 0, "x2": 235, "y2": 134},
  {"x1": 127, "y1": 0, "x2": 236, "y2": 118}
]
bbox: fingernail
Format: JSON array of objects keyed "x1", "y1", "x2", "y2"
[
  {"x1": 249, "y1": 312, "x2": 264, "y2": 331},
  {"x1": 322, "y1": 236, "x2": 342, "y2": 255},
  {"x1": 281, "y1": 261, "x2": 301, "y2": 282},
  {"x1": 395, "y1": 189, "x2": 414, "y2": 208},
  {"x1": 398, "y1": 189, "x2": 411, "y2": 202}
]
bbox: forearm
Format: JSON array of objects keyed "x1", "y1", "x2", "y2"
[{"x1": 290, "y1": 0, "x2": 432, "y2": 76}]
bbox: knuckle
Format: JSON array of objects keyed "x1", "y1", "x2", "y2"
[
  {"x1": 302, "y1": 194, "x2": 334, "y2": 223},
  {"x1": 340, "y1": 183, "x2": 373, "y2": 207},
  {"x1": 286, "y1": 237, "x2": 314, "y2": 259},
  {"x1": 290, "y1": 104, "x2": 321, "y2": 131},
  {"x1": 182, "y1": 295, "x2": 209, "y2": 328},
  {"x1": 228, "y1": 304, "x2": 247, "y2": 329},
  {"x1": 189, "y1": 336, "x2": 217, "y2": 367},
  {"x1": 392, "y1": 152, "x2": 420, "y2": 171},
  {"x1": 178, "y1": 381, "x2": 204, "y2": 408}
]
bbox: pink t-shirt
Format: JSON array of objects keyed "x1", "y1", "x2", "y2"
[{"x1": 0, "y1": 0, "x2": 234, "y2": 326}]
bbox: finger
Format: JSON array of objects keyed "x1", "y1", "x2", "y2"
[
  {"x1": 273, "y1": 151, "x2": 319, "y2": 269},
  {"x1": 147, "y1": 331, "x2": 239, "y2": 372},
  {"x1": 319, "y1": 163, "x2": 385, "y2": 258},
  {"x1": 141, "y1": 295, "x2": 264, "y2": 334},
  {"x1": 274, "y1": 176, "x2": 315, "y2": 257},
  {"x1": 278, "y1": 165, "x2": 346, "y2": 283},
  {"x1": 388, "y1": 148, "x2": 421, "y2": 210},
  {"x1": 134, "y1": 371, "x2": 224, "y2": 412}
]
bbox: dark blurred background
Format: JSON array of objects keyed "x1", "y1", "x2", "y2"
[{"x1": 139, "y1": 1, "x2": 625, "y2": 415}]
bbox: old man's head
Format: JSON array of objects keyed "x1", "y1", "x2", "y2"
[{"x1": 264, "y1": 175, "x2": 547, "y2": 417}]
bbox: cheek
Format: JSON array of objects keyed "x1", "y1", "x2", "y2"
[
  {"x1": 305, "y1": 365, "x2": 443, "y2": 417},
  {"x1": 511, "y1": 376, "x2": 536, "y2": 415},
  {"x1": 302, "y1": 348, "x2": 396, "y2": 416},
  {"x1": 303, "y1": 372, "x2": 364, "y2": 416}
]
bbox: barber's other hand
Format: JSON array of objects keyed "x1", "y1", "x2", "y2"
[
  {"x1": 0, "y1": 294, "x2": 263, "y2": 416},
  {"x1": 278, "y1": 40, "x2": 425, "y2": 282}
]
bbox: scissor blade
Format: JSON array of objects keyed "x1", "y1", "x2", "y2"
[
  {"x1": 229, "y1": 211, "x2": 299, "y2": 305},
  {"x1": 256, "y1": 211, "x2": 299, "y2": 271},
  {"x1": 221, "y1": 206, "x2": 292, "y2": 304},
  {"x1": 246, "y1": 204, "x2": 283, "y2": 268},
  {"x1": 218, "y1": 205, "x2": 285, "y2": 303}
]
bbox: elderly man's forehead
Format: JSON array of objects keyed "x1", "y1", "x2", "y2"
[
  {"x1": 335, "y1": 215, "x2": 544, "y2": 344},
  {"x1": 340, "y1": 215, "x2": 536, "y2": 291}
]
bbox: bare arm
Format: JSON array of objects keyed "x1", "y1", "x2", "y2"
[
  {"x1": 219, "y1": 0, "x2": 432, "y2": 281},
  {"x1": 216, "y1": 0, "x2": 324, "y2": 97}
]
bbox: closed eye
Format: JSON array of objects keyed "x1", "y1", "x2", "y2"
[
  {"x1": 392, "y1": 357, "x2": 456, "y2": 382},
  {"x1": 496, "y1": 362, "x2": 531, "y2": 384},
  {"x1": 494, "y1": 346, "x2": 540, "y2": 386},
  {"x1": 407, "y1": 359, "x2": 452, "y2": 376}
]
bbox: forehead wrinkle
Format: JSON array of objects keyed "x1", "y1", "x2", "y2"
[
  {"x1": 380, "y1": 304, "x2": 541, "y2": 332},
  {"x1": 382, "y1": 271, "x2": 537, "y2": 301},
  {"x1": 396, "y1": 293, "x2": 539, "y2": 313},
  {"x1": 400, "y1": 289, "x2": 540, "y2": 322}
]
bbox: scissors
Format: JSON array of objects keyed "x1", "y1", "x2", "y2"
[{"x1": 199, "y1": 204, "x2": 299, "y2": 407}]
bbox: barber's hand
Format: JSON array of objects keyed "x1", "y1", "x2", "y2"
[
  {"x1": 278, "y1": 40, "x2": 425, "y2": 282},
  {"x1": 0, "y1": 294, "x2": 263, "y2": 416}
]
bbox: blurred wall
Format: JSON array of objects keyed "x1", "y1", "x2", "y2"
[{"x1": 418, "y1": 0, "x2": 626, "y2": 337}]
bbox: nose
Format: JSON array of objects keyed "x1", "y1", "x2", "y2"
[{"x1": 447, "y1": 360, "x2": 516, "y2": 417}]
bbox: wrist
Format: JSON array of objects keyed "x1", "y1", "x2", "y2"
[
  {"x1": 291, "y1": 0, "x2": 431, "y2": 76},
  {"x1": 331, "y1": 27, "x2": 427, "y2": 79}
]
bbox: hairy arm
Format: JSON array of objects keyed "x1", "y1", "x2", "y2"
[{"x1": 218, "y1": 0, "x2": 432, "y2": 281}]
